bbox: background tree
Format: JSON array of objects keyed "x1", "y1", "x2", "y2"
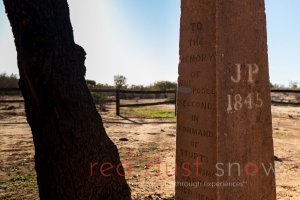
[
  {"x1": 288, "y1": 80, "x2": 299, "y2": 89},
  {"x1": 270, "y1": 82, "x2": 286, "y2": 89},
  {"x1": 86, "y1": 79, "x2": 96, "y2": 88},
  {"x1": 153, "y1": 81, "x2": 177, "y2": 91},
  {"x1": 114, "y1": 75, "x2": 127, "y2": 89},
  {"x1": 152, "y1": 81, "x2": 177, "y2": 98},
  {"x1": 3, "y1": 0, "x2": 131, "y2": 199},
  {"x1": 0, "y1": 73, "x2": 19, "y2": 88}
]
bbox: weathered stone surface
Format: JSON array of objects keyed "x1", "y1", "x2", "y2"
[{"x1": 176, "y1": 0, "x2": 276, "y2": 199}]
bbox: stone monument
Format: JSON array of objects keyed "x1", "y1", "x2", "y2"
[{"x1": 176, "y1": 0, "x2": 276, "y2": 199}]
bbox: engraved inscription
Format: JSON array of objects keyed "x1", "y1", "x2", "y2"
[
  {"x1": 179, "y1": 79, "x2": 192, "y2": 87},
  {"x1": 193, "y1": 88, "x2": 215, "y2": 95},
  {"x1": 180, "y1": 53, "x2": 214, "y2": 64},
  {"x1": 188, "y1": 38, "x2": 202, "y2": 47},
  {"x1": 176, "y1": 158, "x2": 216, "y2": 178},
  {"x1": 227, "y1": 64, "x2": 263, "y2": 113},
  {"x1": 177, "y1": 1, "x2": 218, "y2": 199},
  {"x1": 178, "y1": 125, "x2": 214, "y2": 138},
  {"x1": 191, "y1": 22, "x2": 203, "y2": 32},
  {"x1": 179, "y1": 148, "x2": 209, "y2": 163},
  {"x1": 230, "y1": 64, "x2": 259, "y2": 83},
  {"x1": 178, "y1": 100, "x2": 213, "y2": 110},
  {"x1": 227, "y1": 93, "x2": 263, "y2": 113},
  {"x1": 192, "y1": 115, "x2": 199, "y2": 122}
]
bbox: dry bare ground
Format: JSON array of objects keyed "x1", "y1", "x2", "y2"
[{"x1": 0, "y1": 103, "x2": 299, "y2": 199}]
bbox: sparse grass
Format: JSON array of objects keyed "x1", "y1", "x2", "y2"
[
  {"x1": 0, "y1": 169, "x2": 38, "y2": 200},
  {"x1": 133, "y1": 148, "x2": 144, "y2": 157},
  {"x1": 151, "y1": 143, "x2": 158, "y2": 152},
  {"x1": 274, "y1": 131, "x2": 288, "y2": 136},
  {"x1": 122, "y1": 106, "x2": 175, "y2": 119},
  {"x1": 272, "y1": 112, "x2": 286, "y2": 118}
]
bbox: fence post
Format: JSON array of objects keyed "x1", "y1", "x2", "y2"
[
  {"x1": 174, "y1": 90, "x2": 177, "y2": 116},
  {"x1": 116, "y1": 89, "x2": 120, "y2": 116}
]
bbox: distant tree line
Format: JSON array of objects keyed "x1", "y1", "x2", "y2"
[
  {"x1": 270, "y1": 81, "x2": 300, "y2": 90},
  {"x1": 86, "y1": 75, "x2": 177, "y2": 105},
  {"x1": 86, "y1": 75, "x2": 177, "y2": 91},
  {"x1": 0, "y1": 73, "x2": 19, "y2": 88}
]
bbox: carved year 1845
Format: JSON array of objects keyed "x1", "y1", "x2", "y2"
[{"x1": 227, "y1": 64, "x2": 263, "y2": 113}]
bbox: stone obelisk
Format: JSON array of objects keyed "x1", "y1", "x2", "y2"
[{"x1": 176, "y1": 0, "x2": 276, "y2": 199}]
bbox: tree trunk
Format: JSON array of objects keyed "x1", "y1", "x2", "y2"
[{"x1": 3, "y1": 0, "x2": 131, "y2": 199}]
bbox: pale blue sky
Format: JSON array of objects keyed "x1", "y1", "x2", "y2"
[{"x1": 0, "y1": 0, "x2": 299, "y2": 86}]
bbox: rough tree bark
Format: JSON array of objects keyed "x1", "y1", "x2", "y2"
[{"x1": 3, "y1": 0, "x2": 131, "y2": 199}]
